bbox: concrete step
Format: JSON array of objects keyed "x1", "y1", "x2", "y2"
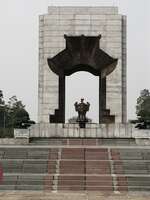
[
  {"x1": 1, "y1": 174, "x2": 150, "y2": 191},
  {"x1": 29, "y1": 138, "x2": 137, "y2": 146},
  {"x1": 15, "y1": 185, "x2": 45, "y2": 190},
  {"x1": 1, "y1": 146, "x2": 150, "y2": 191},
  {"x1": 30, "y1": 139, "x2": 65, "y2": 146}
]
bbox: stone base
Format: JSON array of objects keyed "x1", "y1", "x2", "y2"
[{"x1": 14, "y1": 123, "x2": 150, "y2": 139}]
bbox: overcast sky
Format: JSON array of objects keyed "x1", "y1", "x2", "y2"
[{"x1": 0, "y1": 0, "x2": 150, "y2": 122}]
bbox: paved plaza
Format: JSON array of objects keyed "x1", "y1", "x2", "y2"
[{"x1": 0, "y1": 191, "x2": 150, "y2": 200}]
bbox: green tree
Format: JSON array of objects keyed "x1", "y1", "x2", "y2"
[
  {"x1": 7, "y1": 96, "x2": 34, "y2": 128},
  {"x1": 0, "y1": 90, "x2": 5, "y2": 128},
  {"x1": 0, "y1": 90, "x2": 4, "y2": 105},
  {"x1": 0, "y1": 92, "x2": 35, "y2": 129},
  {"x1": 136, "y1": 89, "x2": 150, "y2": 121}
]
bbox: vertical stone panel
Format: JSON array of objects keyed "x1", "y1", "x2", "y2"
[
  {"x1": 122, "y1": 16, "x2": 127, "y2": 123},
  {"x1": 38, "y1": 15, "x2": 45, "y2": 122},
  {"x1": 105, "y1": 15, "x2": 123, "y2": 123}
]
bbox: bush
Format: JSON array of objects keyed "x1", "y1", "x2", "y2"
[{"x1": 0, "y1": 128, "x2": 14, "y2": 138}]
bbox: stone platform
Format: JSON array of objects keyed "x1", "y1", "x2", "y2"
[
  {"x1": 0, "y1": 191, "x2": 150, "y2": 200},
  {"x1": 14, "y1": 123, "x2": 150, "y2": 139}
]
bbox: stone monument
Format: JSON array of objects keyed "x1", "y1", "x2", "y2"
[
  {"x1": 38, "y1": 6, "x2": 127, "y2": 125},
  {"x1": 2, "y1": 6, "x2": 150, "y2": 194}
]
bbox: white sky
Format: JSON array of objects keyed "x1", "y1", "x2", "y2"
[{"x1": 0, "y1": 0, "x2": 150, "y2": 122}]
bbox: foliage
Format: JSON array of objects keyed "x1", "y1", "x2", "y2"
[
  {"x1": 6, "y1": 96, "x2": 29, "y2": 128},
  {"x1": 0, "y1": 90, "x2": 4, "y2": 105},
  {"x1": 0, "y1": 128, "x2": 14, "y2": 138},
  {"x1": 0, "y1": 91, "x2": 5, "y2": 128},
  {"x1": 136, "y1": 89, "x2": 150, "y2": 121},
  {"x1": 0, "y1": 92, "x2": 35, "y2": 132},
  {"x1": 129, "y1": 119, "x2": 140, "y2": 124}
]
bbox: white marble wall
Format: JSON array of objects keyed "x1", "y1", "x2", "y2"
[
  {"x1": 23, "y1": 123, "x2": 150, "y2": 139},
  {"x1": 38, "y1": 7, "x2": 127, "y2": 123}
]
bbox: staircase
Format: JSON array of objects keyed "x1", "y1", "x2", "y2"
[{"x1": 0, "y1": 139, "x2": 150, "y2": 191}]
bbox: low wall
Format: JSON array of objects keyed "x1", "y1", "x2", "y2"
[
  {"x1": 0, "y1": 138, "x2": 29, "y2": 145},
  {"x1": 26, "y1": 123, "x2": 150, "y2": 139},
  {"x1": 14, "y1": 129, "x2": 29, "y2": 138}
]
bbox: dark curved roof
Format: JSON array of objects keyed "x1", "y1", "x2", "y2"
[{"x1": 48, "y1": 35, "x2": 118, "y2": 77}]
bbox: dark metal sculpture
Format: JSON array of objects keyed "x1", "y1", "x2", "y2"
[{"x1": 74, "y1": 99, "x2": 90, "y2": 128}]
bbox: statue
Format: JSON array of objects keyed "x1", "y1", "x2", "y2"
[{"x1": 74, "y1": 98, "x2": 90, "y2": 128}]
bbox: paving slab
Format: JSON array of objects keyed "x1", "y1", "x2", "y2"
[{"x1": 0, "y1": 192, "x2": 150, "y2": 200}]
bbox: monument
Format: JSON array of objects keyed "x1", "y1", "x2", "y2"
[
  {"x1": 24, "y1": 6, "x2": 128, "y2": 137},
  {"x1": 1, "y1": 6, "x2": 150, "y2": 194},
  {"x1": 38, "y1": 6, "x2": 127, "y2": 125}
]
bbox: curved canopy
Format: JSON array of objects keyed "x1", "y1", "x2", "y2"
[{"x1": 48, "y1": 35, "x2": 118, "y2": 77}]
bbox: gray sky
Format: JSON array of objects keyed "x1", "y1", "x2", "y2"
[{"x1": 0, "y1": 0, "x2": 150, "y2": 122}]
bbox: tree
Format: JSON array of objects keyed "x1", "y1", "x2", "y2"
[
  {"x1": 0, "y1": 90, "x2": 4, "y2": 105},
  {"x1": 8, "y1": 96, "x2": 25, "y2": 109},
  {"x1": 0, "y1": 91, "x2": 35, "y2": 129},
  {"x1": 7, "y1": 96, "x2": 35, "y2": 128},
  {"x1": 0, "y1": 90, "x2": 5, "y2": 128},
  {"x1": 136, "y1": 89, "x2": 150, "y2": 121}
]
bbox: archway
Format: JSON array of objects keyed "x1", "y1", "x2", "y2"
[
  {"x1": 47, "y1": 35, "x2": 118, "y2": 123},
  {"x1": 65, "y1": 71, "x2": 99, "y2": 123}
]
